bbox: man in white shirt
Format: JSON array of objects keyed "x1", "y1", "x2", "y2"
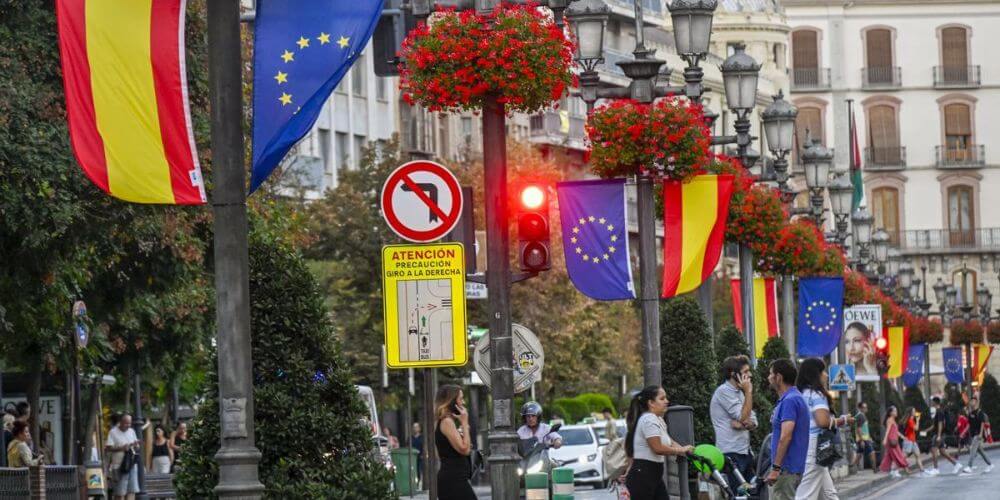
[
  {"x1": 105, "y1": 414, "x2": 140, "y2": 500},
  {"x1": 516, "y1": 402, "x2": 562, "y2": 454},
  {"x1": 711, "y1": 355, "x2": 757, "y2": 494}
]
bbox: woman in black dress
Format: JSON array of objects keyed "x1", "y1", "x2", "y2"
[{"x1": 435, "y1": 384, "x2": 475, "y2": 500}]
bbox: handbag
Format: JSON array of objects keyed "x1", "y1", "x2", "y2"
[
  {"x1": 602, "y1": 437, "x2": 629, "y2": 482},
  {"x1": 815, "y1": 427, "x2": 842, "y2": 467},
  {"x1": 119, "y1": 449, "x2": 136, "y2": 474}
]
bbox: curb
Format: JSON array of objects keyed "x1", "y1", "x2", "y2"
[{"x1": 836, "y1": 442, "x2": 1000, "y2": 498}]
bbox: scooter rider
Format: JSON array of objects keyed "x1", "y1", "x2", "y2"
[{"x1": 517, "y1": 402, "x2": 563, "y2": 452}]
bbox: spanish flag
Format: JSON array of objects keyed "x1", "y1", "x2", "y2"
[
  {"x1": 973, "y1": 344, "x2": 994, "y2": 385},
  {"x1": 662, "y1": 175, "x2": 734, "y2": 298},
  {"x1": 730, "y1": 278, "x2": 780, "y2": 357},
  {"x1": 887, "y1": 326, "x2": 910, "y2": 379},
  {"x1": 57, "y1": 0, "x2": 206, "y2": 204}
]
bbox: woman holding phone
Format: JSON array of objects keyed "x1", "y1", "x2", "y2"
[{"x1": 435, "y1": 384, "x2": 475, "y2": 500}]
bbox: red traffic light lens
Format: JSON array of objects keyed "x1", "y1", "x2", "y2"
[
  {"x1": 875, "y1": 337, "x2": 888, "y2": 351},
  {"x1": 520, "y1": 185, "x2": 545, "y2": 210},
  {"x1": 522, "y1": 242, "x2": 549, "y2": 270},
  {"x1": 518, "y1": 213, "x2": 547, "y2": 240}
]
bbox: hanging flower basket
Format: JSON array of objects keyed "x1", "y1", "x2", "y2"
[
  {"x1": 761, "y1": 220, "x2": 825, "y2": 276},
  {"x1": 988, "y1": 320, "x2": 1000, "y2": 344},
  {"x1": 725, "y1": 184, "x2": 785, "y2": 254},
  {"x1": 399, "y1": 4, "x2": 574, "y2": 113},
  {"x1": 586, "y1": 97, "x2": 712, "y2": 181},
  {"x1": 950, "y1": 319, "x2": 985, "y2": 346},
  {"x1": 912, "y1": 317, "x2": 945, "y2": 344}
]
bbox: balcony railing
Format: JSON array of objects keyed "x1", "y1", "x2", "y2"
[
  {"x1": 863, "y1": 146, "x2": 906, "y2": 170},
  {"x1": 861, "y1": 66, "x2": 901, "y2": 89},
  {"x1": 529, "y1": 110, "x2": 587, "y2": 151},
  {"x1": 791, "y1": 67, "x2": 831, "y2": 91},
  {"x1": 934, "y1": 65, "x2": 981, "y2": 88},
  {"x1": 899, "y1": 228, "x2": 1000, "y2": 251},
  {"x1": 935, "y1": 145, "x2": 985, "y2": 167}
]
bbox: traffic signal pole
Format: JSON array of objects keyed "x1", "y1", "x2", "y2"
[{"x1": 482, "y1": 93, "x2": 520, "y2": 500}]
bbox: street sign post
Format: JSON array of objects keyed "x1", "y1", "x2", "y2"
[
  {"x1": 473, "y1": 323, "x2": 544, "y2": 394},
  {"x1": 829, "y1": 364, "x2": 856, "y2": 392},
  {"x1": 382, "y1": 242, "x2": 468, "y2": 368},
  {"x1": 381, "y1": 160, "x2": 464, "y2": 243}
]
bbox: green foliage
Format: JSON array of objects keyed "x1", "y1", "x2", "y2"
[
  {"x1": 979, "y1": 374, "x2": 1000, "y2": 423},
  {"x1": 548, "y1": 402, "x2": 570, "y2": 423},
  {"x1": 715, "y1": 325, "x2": 750, "y2": 360},
  {"x1": 174, "y1": 235, "x2": 392, "y2": 498},
  {"x1": 661, "y1": 297, "x2": 718, "y2": 443},
  {"x1": 553, "y1": 398, "x2": 590, "y2": 424},
  {"x1": 575, "y1": 393, "x2": 618, "y2": 417},
  {"x1": 755, "y1": 337, "x2": 791, "y2": 407},
  {"x1": 861, "y1": 382, "x2": 884, "y2": 445}
]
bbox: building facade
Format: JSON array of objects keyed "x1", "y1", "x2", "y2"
[{"x1": 785, "y1": 0, "x2": 1000, "y2": 387}]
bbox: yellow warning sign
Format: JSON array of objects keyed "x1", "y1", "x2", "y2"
[{"x1": 382, "y1": 243, "x2": 468, "y2": 368}]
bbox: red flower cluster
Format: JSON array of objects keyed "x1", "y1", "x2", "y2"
[
  {"x1": 843, "y1": 268, "x2": 917, "y2": 330},
  {"x1": 398, "y1": 4, "x2": 574, "y2": 113},
  {"x1": 764, "y1": 220, "x2": 825, "y2": 275},
  {"x1": 586, "y1": 97, "x2": 712, "y2": 181},
  {"x1": 988, "y1": 321, "x2": 1000, "y2": 344},
  {"x1": 725, "y1": 185, "x2": 785, "y2": 256},
  {"x1": 950, "y1": 319, "x2": 986, "y2": 346},
  {"x1": 911, "y1": 316, "x2": 945, "y2": 344}
]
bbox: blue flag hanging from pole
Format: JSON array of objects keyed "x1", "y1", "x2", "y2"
[
  {"x1": 902, "y1": 343, "x2": 926, "y2": 388},
  {"x1": 556, "y1": 179, "x2": 635, "y2": 300},
  {"x1": 943, "y1": 347, "x2": 965, "y2": 384},
  {"x1": 250, "y1": 0, "x2": 382, "y2": 192},
  {"x1": 797, "y1": 277, "x2": 845, "y2": 357}
]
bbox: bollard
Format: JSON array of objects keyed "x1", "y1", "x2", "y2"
[
  {"x1": 551, "y1": 466, "x2": 574, "y2": 499},
  {"x1": 525, "y1": 472, "x2": 549, "y2": 500},
  {"x1": 85, "y1": 459, "x2": 107, "y2": 497}
]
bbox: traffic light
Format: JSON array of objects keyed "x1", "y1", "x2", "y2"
[
  {"x1": 875, "y1": 336, "x2": 890, "y2": 377},
  {"x1": 517, "y1": 184, "x2": 551, "y2": 272},
  {"x1": 372, "y1": 0, "x2": 417, "y2": 77}
]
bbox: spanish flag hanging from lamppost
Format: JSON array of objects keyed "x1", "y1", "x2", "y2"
[
  {"x1": 57, "y1": 0, "x2": 206, "y2": 205},
  {"x1": 661, "y1": 175, "x2": 734, "y2": 298}
]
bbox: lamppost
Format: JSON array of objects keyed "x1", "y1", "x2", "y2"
[
  {"x1": 569, "y1": 0, "x2": 777, "y2": 375},
  {"x1": 828, "y1": 174, "x2": 853, "y2": 246},
  {"x1": 976, "y1": 281, "x2": 992, "y2": 320},
  {"x1": 872, "y1": 229, "x2": 890, "y2": 278},
  {"x1": 801, "y1": 136, "x2": 833, "y2": 227}
]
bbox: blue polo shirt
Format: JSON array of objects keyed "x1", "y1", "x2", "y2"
[{"x1": 769, "y1": 386, "x2": 810, "y2": 474}]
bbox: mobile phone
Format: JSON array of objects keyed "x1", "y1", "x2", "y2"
[{"x1": 450, "y1": 402, "x2": 460, "y2": 415}]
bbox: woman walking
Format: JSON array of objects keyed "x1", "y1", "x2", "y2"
[
  {"x1": 901, "y1": 408, "x2": 928, "y2": 474},
  {"x1": 624, "y1": 385, "x2": 695, "y2": 500},
  {"x1": 151, "y1": 425, "x2": 173, "y2": 474},
  {"x1": 880, "y1": 406, "x2": 910, "y2": 478},
  {"x1": 794, "y1": 358, "x2": 852, "y2": 500},
  {"x1": 434, "y1": 384, "x2": 475, "y2": 500}
]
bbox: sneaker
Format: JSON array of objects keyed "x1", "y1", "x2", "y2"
[
  {"x1": 985, "y1": 464, "x2": 994, "y2": 473},
  {"x1": 928, "y1": 468, "x2": 940, "y2": 475},
  {"x1": 889, "y1": 470, "x2": 902, "y2": 478},
  {"x1": 961, "y1": 466, "x2": 973, "y2": 474},
  {"x1": 920, "y1": 470, "x2": 935, "y2": 478},
  {"x1": 953, "y1": 463, "x2": 964, "y2": 475}
]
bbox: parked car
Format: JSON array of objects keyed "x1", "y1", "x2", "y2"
[
  {"x1": 548, "y1": 424, "x2": 605, "y2": 488},
  {"x1": 592, "y1": 418, "x2": 626, "y2": 443},
  {"x1": 357, "y1": 385, "x2": 395, "y2": 476}
]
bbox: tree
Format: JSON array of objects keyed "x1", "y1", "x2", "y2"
[
  {"x1": 979, "y1": 374, "x2": 1000, "y2": 426},
  {"x1": 715, "y1": 326, "x2": 774, "y2": 450},
  {"x1": 715, "y1": 325, "x2": 749, "y2": 359},
  {"x1": 660, "y1": 297, "x2": 717, "y2": 443},
  {"x1": 175, "y1": 231, "x2": 393, "y2": 498},
  {"x1": 755, "y1": 337, "x2": 791, "y2": 406}
]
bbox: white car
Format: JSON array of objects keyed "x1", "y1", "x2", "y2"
[{"x1": 548, "y1": 424, "x2": 605, "y2": 488}]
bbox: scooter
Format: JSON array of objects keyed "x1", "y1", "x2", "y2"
[{"x1": 517, "y1": 423, "x2": 563, "y2": 487}]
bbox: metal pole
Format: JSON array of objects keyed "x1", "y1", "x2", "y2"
[
  {"x1": 740, "y1": 245, "x2": 757, "y2": 364},
  {"x1": 483, "y1": 93, "x2": 519, "y2": 500},
  {"x1": 924, "y1": 347, "x2": 932, "y2": 400},
  {"x1": 697, "y1": 275, "x2": 714, "y2": 336},
  {"x1": 206, "y1": 1, "x2": 264, "y2": 497},
  {"x1": 782, "y1": 275, "x2": 796, "y2": 359},
  {"x1": 133, "y1": 366, "x2": 148, "y2": 500},
  {"x1": 406, "y1": 376, "x2": 414, "y2": 498},
  {"x1": 424, "y1": 369, "x2": 438, "y2": 500},
  {"x1": 637, "y1": 175, "x2": 662, "y2": 386},
  {"x1": 966, "y1": 343, "x2": 974, "y2": 399},
  {"x1": 836, "y1": 337, "x2": 854, "y2": 470},
  {"x1": 0, "y1": 367, "x2": 4, "y2": 467},
  {"x1": 72, "y1": 341, "x2": 83, "y2": 465}
]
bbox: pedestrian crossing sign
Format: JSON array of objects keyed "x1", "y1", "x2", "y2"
[{"x1": 829, "y1": 364, "x2": 855, "y2": 392}]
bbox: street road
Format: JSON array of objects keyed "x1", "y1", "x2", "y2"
[{"x1": 856, "y1": 447, "x2": 1000, "y2": 500}]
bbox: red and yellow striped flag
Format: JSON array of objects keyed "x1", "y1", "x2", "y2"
[
  {"x1": 661, "y1": 175, "x2": 734, "y2": 298},
  {"x1": 57, "y1": 0, "x2": 206, "y2": 204},
  {"x1": 973, "y1": 344, "x2": 994, "y2": 385},
  {"x1": 730, "y1": 278, "x2": 780, "y2": 357},
  {"x1": 887, "y1": 326, "x2": 910, "y2": 379}
]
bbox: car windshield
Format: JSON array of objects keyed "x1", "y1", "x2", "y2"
[{"x1": 561, "y1": 428, "x2": 594, "y2": 446}]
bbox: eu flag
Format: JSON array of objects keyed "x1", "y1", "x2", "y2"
[
  {"x1": 797, "y1": 277, "x2": 844, "y2": 357},
  {"x1": 902, "y1": 343, "x2": 926, "y2": 388},
  {"x1": 556, "y1": 179, "x2": 635, "y2": 300},
  {"x1": 943, "y1": 346, "x2": 965, "y2": 384},
  {"x1": 250, "y1": 0, "x2": 382, "y2": 192}
]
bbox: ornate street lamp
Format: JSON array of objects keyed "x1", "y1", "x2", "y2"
[
  {"x1": 888, "y1": 248, "x2": 901, "y2": 277},
  {"x1": 946, "y1": 285, "x2": 958, "y2": 309},
  {"x1": 852, "y1": 207, "x2": 873, "y2": 265},
  {"x1": 910, "y1": 277, "x2": 922, "y2": 305},
  {"x1": 899, "y1": 261, "x2": 914, "y2": 291},
  {"x1": 977, "y1": 282, "x2": 992, "y2": 319},
  {"x1": 762, "y1": 91, "x2": 797, "y2": 189},
  {"x1": 828, "y1": 174, "x2": 853, "y2": 244},
  {"x1": 565, "y1": 0, "x2": 610, "y2": 72},
  {"x1": 720, "y1": 44, "x2": 760, "y2": 116},
  {"x1": 872, "y1": 229, "x2": 890, "y2": 266},
  {"x1": 802, "y1": 135, "x2": 833, "y2": 225},
  {"x1": 668, "y1": 0, "x2": 717, "y2": 59},
  {"x1": 934, "y1": 277, "x2": 948, "y2": 304}
]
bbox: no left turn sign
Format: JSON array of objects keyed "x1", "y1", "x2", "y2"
[{"x1": 380, "y1": 160, "x2": 464, "y2": 243}]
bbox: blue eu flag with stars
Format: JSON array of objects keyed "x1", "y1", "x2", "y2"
[
  {"x1": 797, "y1": 277, "x2": 844, "y2": 356},
  {"x1": 556, "y1": 179, "x2": 635, "y2": 301},
  {"x1": 902, "y1": 343, "x2": 926, "y2": 388},
  {"x1": 943, "y1": 346, "x2": 965, "y2": 384},
  {"x1": 250, "y1": 0, "x2": 383, "y2": 192}
]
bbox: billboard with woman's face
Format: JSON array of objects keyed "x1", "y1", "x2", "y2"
[{"x1": 843, "y1": 305, "x2": 883, "y2": 381}]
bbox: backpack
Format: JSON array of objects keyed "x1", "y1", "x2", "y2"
[{"x1": 602, "y1": 437, "x2": 629, "y2": 482}]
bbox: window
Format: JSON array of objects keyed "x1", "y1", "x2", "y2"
[
  {"x1": 941, "y1": 27, "x2": 969, "y2": 82},
  {"x1": 791, "y1": 31, "x2": 819, "y2": 85},
  {"x1": 947, "y1": 185, "x2": 975, "y2": 245},
  {"x1": 335, "y1": 132, "x2": 349, "y2": 170},
  {"x1": 867, "y1": 105, "x2": 900, "y2": 165},
  {"x1": 318, "y1": 129, "x2": 331, "y2": 175},
  {"x1": 943, "y1": 103, "x2": 972, "y2": 159},
  {"x1": 352, "y1": 54, "x2": 366, "y2": 97},
  {"x1": 794, "y1": 107, "x2": 823, "y2": 166},
  {"x1": 865, "y1": 29, "x2": 894, "y2": 84},
  {"x1": 871, "y1": 187, "x2": 900, "y2": 246},
  {"x1": 375, "y1": 76, "x2": 387, "y2": 101},
  {"x1": 354, "y1": 135, "x2": 367, "y2": 167},
  {"x1": 461, "y1": 117, "x2": 473, "y2": 143}
]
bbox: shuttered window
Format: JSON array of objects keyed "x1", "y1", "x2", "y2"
[
  {"x1": 941, "y1": 27, "x2": 968, "y2": 68},
  {"x1": 792, "y1": 31, "x2": 818, "y2": 69},
  {"x1": 866, "y1": 29, "x2": 893, "y2": 84},
  {"x1": 867, "y1": 105, "x2": 899, "y2": 164},
  {"x1": 947, "y1": 185, "x2": 974, "y2": 245},
  {"x1": 872, "y1": 187, "x2": 900, "y2": 246},
  {"x1": 944, "y1": 103, "x2": 972, "y2": 158}
]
